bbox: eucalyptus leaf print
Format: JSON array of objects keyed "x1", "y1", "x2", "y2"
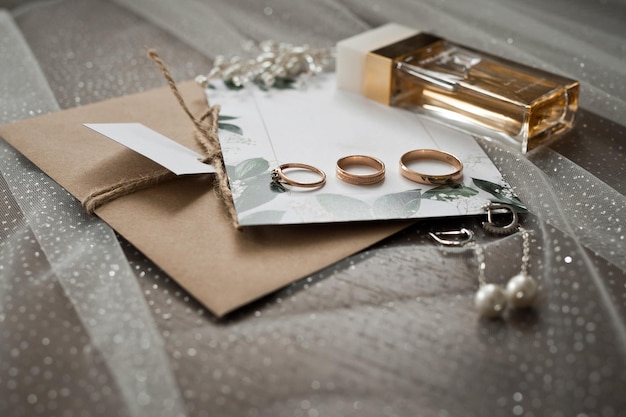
[
  {"x1": 232, "y1": 173, "x2": 277, "y2": 212},
  {"x1": 422, "y1": 183, "x2": 479, "y2": 202},
  {"x1": 219, "y1": 123, "x2": 243, "y2": 135},
  {"x1": 316, "y1": 194, "x2": 374, "y2": 221},
  {"x1": 373, "y1": 190, "x2": 422, "y2": 217},
  {"x1": 472, "y1": 178, "x2": 526, "y2": 210},
  {"x1": 233, "y1": 157, "x2": 269, "y2": 180},
  {"x1": 226, "y1": 158, "x2": 282, "y2": 214},
  {"x1": 218, "y1": 115, "x2": 243, "y2": 135}
]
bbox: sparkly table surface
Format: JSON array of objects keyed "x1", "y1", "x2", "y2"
[{"x1": 1, "y1": 1, "x2": 625, "y2": 417}]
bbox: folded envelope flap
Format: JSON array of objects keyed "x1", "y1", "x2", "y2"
[{"x1": 0, "y1": 81, "x2": 410, "y2": 316}]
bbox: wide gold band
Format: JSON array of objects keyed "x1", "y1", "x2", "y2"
[
  {"x1": 271, "y1": 163, "x2": 326, "y2": 188},
  {"x1": 399, "y1": 149, "x2": 463, "y2": 185},
  {"x1": 336, "y1": 155, "x2": 385, "y2": 185}
]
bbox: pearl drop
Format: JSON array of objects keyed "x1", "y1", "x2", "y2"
[
  {"x1": 505, "y1": 273, "x2": 538, "y2": 308},
  {"x1": 474, "y1": 284, "x2": 508, "y2": 318}
]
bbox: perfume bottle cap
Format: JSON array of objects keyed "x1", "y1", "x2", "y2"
[{"x1": 337, "y1": 23, "x2": 418, "y2": 99}]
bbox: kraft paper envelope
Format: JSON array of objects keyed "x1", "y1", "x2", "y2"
[{"x1": 0, "y1": 81, "x2": 410, "y2": 317}]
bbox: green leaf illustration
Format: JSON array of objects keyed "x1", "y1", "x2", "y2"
[
  {"x1": 218, "y1": 115, "x2": 242, "y2": 135},
  {"x1": 234, "y1": 158, "x2": 270, "y2": 180},
  {"x1": 472, "y1": 178, "x2": 526, "y2": 210},
  {"x1": 239, "y1": 210, "x2": 285, "y2": 225},
  {"x1": 422, "y1": 183, "x2": 479, "y2": 201},
  {"x1": 373, "y1": 190, "x2": 422, "y2": 217},
  {"x1": 234, "y1": 174, "x2": 278, "y2": 212},
  {"x1": 218, "y1": 122, "x2": 243, "y2": 135},
  {"x1": 316, "y1": 194, "x2": 373, "y2": 221}
]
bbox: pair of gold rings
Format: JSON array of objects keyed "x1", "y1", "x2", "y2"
[
  {"x1": 337, "y1": 150, "x2": 463, "y2": 185},
  {"x1": 271, "y1": 149, "x2": 463, "y2": 189},
  {"x1": 270, "y1": 155, "x2": 385, "y2": 189}
]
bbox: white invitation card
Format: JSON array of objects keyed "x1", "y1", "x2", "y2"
[{"x1": 209, "y1": 74, "x2": 523, "y2": 226}]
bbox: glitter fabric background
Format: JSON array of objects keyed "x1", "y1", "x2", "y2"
[{"x1": 1, "y1": 1, "x2": 625, "y2": 417}]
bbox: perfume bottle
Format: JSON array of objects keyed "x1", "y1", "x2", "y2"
[{"x1": 337, "y1": 24, "x2": 579, "y2": 153}]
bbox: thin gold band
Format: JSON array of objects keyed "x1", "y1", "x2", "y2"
[
  {"x1": 399, "y1": 149, "x2": 463, "y2": 185},
  {"x1": 336, "y1": 155, "x2": 385, "y2": 185},
  {"x1": 271, "y1": 163, "x2": 326, "y2": 188}
]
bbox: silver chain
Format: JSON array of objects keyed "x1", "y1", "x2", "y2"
[
  {"x1": 470, "y1": 242, "x2": 487, "y2": 287},
  {"x1": 519, "y1": 226, "x2": 531, "y2": 275},
  {"x1": 470, "y1": 226, "x2": 530, "y2": 287}
]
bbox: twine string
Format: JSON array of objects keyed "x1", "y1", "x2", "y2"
[
  {"x1": 82, "y1": 170, "x2": 176, "y2": 215},
  {"x1": 82, "y1": 50, "x2": 239, "y2": 228}
]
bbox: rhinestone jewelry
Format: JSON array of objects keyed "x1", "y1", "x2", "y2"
[{"x1": 195, "y1": 41, "x2": 335, "y2": 89}]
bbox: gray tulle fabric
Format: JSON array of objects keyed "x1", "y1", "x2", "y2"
[{"x1": 1, "y1": 1, "x2": 625, "y2": 416}]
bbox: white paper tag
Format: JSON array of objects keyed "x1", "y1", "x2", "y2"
[{"x1": 84, "y1": 123, "x2": 215, "y2": 175}]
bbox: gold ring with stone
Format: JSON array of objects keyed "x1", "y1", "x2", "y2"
[{"x1": 271, "y1": 163, "x2": 326, "y2": 188}]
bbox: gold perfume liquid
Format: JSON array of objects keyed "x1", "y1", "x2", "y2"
[{"x1": 337, "y1": 24, "x2": 579, "y2": 153}]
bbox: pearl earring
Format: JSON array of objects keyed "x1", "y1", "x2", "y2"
[
  {"x1": 429, "y1": 203, "x2": 539, "y2": 319},
  {"x1": 472, "y1": 226, "x2": 538, "y2": 318}
]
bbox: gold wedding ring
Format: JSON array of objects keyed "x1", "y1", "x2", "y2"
[
  {"x1": 271, "y1": 163, "x2": 326, "y2": 188},
  {"x1": 336, "y1": 155, "x2": 385, "y2": 185},
  {"x1": 399, "y1": 149, "x2": 463, "y2": 185}
]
